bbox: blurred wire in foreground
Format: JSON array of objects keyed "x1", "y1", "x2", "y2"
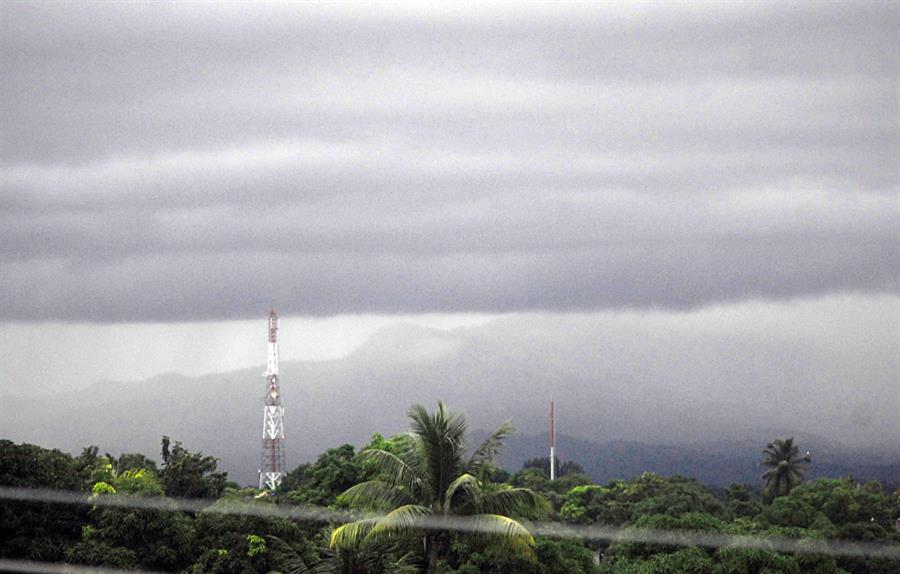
[
  {"x1": 0, "y1": 559, "x2": 168, "y2": 573},
  {"x1": 1, "y1": 486, "x2": 898, "y2": 561}
]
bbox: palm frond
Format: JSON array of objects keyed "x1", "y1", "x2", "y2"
[
  {"x1": 407, "y1": 403, "x2": 434, "y2": 440},
  {"x1": 370, "y1": 504, "x2": 430, "y2": 538},
  {"x1": 443, "y1": 407, "x2": 469, "y2": 448},
  {"x1": 384, "y1": 552, "x2": 420, "y2": 574},
  {"x1": 467, "y1": 419, "x2": 514, "y2": 474},
  {"x1": 267, "y1": 535, "x2": 313, "y2": 574},
  {"x1": 466, "y1": 514, "x2": 535, "y2": 559},
  {"x1": 329, "y1": 518, "x2": 377, "y2": 550},
  {"x1": 409, "y1": 404, "x2": 446, "y2": 482},
  {"x1": 339, "y1": 480, "x2": 414, "y2": 510},
  {"x1": 360, "y1": 449, "x2": 425, "y2": 501},
  {"x1": 477, "y1": 487, "x2": 549, "y2": 517},
  {"x1": 445, "y1": 473, "x2": 482, "y2": 512},
  {"x1": 409, "y1": 401, "x2": 468, "y2": 505}
]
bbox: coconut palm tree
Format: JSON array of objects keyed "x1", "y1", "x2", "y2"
[
  {"x1": 761, "y1": 437, "x2": 811, "y2": 498},
  {"x1": 330, "y1": 402, "x2": 547, "y2": 573}
]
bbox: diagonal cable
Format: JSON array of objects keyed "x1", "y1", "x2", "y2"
[{"x1": 1, "y1": 486, "x2": 898, "y2": 560}]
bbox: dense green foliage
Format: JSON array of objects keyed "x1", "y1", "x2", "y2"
[
  {"x1": 1, "y1": 424, "x2": 898, "y2": 573},
  {"x1": 560, "y1": 472, "x2": 900, "y2": 573},
  {"x1": 0, "y1": 440, "x2": 91, "y2": 562}
]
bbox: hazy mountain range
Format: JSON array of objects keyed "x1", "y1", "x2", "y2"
[
  {"x1": 494, "y1": 433, "x2": 900, "y2": 491},
  {"x1": 2, "y1": 314, "x2": 897, "y2": 487}
]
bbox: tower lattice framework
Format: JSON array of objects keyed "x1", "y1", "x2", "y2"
[{"x1": 259, "y1": 308, "x2": 285, "y2": 490}]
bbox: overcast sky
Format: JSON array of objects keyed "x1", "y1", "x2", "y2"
[
  {"x1": 0, "y1": 3, "x2": 897, "y2": 396},
  {"x1": 2, "y1": 1, "x2": 897, "y2": 323}
]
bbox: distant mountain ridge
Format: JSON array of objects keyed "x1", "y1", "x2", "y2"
[
  {"x1": 488, "y1": 432, "x2": 900, "y2": 491},
  {"x1": 1, "y1": 317, "x2": 897, "y2": 487}
]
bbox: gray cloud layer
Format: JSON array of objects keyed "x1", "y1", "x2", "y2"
[{"x1": 1, "y1": 2, "x2": 897, "y2": 321}]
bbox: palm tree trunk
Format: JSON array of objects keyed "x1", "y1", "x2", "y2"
[{"x1": 425, "y1": 532, "x2": 439, "y2": 574}]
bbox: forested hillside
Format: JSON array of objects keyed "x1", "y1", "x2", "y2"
[{"x1": 2, "y1": 403, "x2": 898, "y2": 573}]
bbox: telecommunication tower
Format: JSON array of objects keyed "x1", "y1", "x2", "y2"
[
  {"x1": 550, "y1": 400, "x2": 556, "y2": 481},
  {"x1": 259, "y1": 308, "x2": 286, "y2": 490}
]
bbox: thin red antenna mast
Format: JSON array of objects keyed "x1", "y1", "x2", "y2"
[{"x1": 550, "y1": 400, "x2": 556, "y2": 481}]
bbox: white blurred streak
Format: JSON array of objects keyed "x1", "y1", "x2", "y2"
[{"x1": 1, "y1": 486, "x2": 898, "y2": 560}]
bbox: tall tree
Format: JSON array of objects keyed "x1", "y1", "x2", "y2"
[
  {"x1": 160, "y1": 436, "x2": 227, "y2": 499},
  {"x1": 761, "y1": 437, "x2": 811, "y2": 499},
  {"x1": 330, "y1": 402, "x2": 547, "y2": 574}
]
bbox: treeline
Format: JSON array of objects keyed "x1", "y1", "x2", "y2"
[{"x1": 1, "y1": 403, "x2": 898, "y2": 574}]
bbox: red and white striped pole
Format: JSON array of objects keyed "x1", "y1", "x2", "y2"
[{"x1": 550, "y1": 400, "x2": 556, "y2": 481}]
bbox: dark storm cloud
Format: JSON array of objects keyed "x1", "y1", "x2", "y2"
[{"x1": 0, "y1": 2, "x2": 897, "y2": 321}]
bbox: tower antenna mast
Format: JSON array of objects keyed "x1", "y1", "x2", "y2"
[
  {"x1": 550, "y1": 400, "x2": 556, "y2": 481},
  {"x1": 259, "y1": 308, "x2": 286, "y2": 490}
]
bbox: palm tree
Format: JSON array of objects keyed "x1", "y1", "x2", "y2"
[
  {"x1": 330, "y1": 402, "x2": 547, "y2": 573},
  {"x1": 761, "y1": 437, "x2": 811, "y2": 498}
]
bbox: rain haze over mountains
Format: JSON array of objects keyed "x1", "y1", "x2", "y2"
[{"x1": 1, "y1": 3, "x2": 897, "y2": 485}]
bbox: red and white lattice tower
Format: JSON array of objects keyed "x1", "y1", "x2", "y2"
[{"x1": 259, "y1": 308, "x2": 286, "y2": 490}]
